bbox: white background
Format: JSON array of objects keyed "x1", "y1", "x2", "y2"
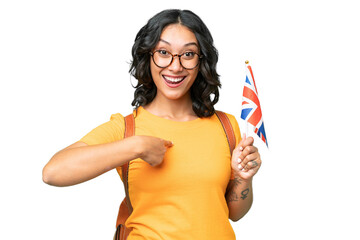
[{"x1": 1, "y1": 0, "x2": 359, "y2": 239}]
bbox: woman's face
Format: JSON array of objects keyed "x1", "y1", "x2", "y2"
[{"x1": 150, "y1": 24, "x2": 200, "y2": 102}]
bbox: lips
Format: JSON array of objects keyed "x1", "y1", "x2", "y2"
[{"x1": 162, "y1": 75, "x2": 186, "y2": 88}]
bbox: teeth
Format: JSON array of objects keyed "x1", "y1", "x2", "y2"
[{"x1": 163, "y1": 76, "x2": 184, "y2": 83}]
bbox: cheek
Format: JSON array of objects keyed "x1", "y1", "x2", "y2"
[
  {"x1": 150, "y1": 61, "x2": 161, "y2": 81},
  {"x1": 189, "y1": 69, "x2": 199, "y2": 84}
]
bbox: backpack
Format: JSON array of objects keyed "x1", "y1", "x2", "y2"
[{"x1": 114, "y1": 111, "x2": 236, "y2": 240}]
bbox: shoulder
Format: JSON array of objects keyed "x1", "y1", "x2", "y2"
[
  {"x1": 109, "y1": 113, "x2": 125, "y2": 125},
  {"x1": 224, "y1": 112, "x2": 238, "y2": 126},
  {"x1": 215, "y1": 110, "x2": 241, "y2": 144},
  {"x1": 79, "y1": 113, "x2": 128, "y2": 145},
  {"x1": 215, "y1": 111, "x2": 239, "y2": 128},
  {"x1": 108, "y1": 112, "x2": 132, "y2": 136}
]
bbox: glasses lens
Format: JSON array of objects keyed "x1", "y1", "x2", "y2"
[
  {"x1": 153, "y1": 51, "x2": 200, "y2": 69},
  {"x1": 181, "y1": 52, "x2": 200, "y2": 69},
  {"x1": 153, "y1": 51, "x2": 172, "y2": 68}
]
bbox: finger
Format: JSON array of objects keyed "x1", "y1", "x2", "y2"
[
  {"x1": 240, "y1": 145, "x2": 258, "y2": 161},
  {"x1": 234, "y1": 146, "x2": 256, "y2": 170},
  {"x1": 243, "y1": 163, "x2": 259, "y2": 174},
  {"x1": 234, "y1": 133, "x2": 250, "y2": 153},
  {"x1": 245, "y1": 159, "x2": 260, "y2": 170},
  {"x1": 234, "y1": 136, "x2": 246, "y2": 153},
  {"x1": 238, "y1": 152, "x2": 259, "y2": 170},
  {"x1": 163, "y1": 140, "x2": 174, "y2": 148},
  {"x1": 234, "y1": 145, "x2": 255, "y2": 167},
  {"x1": 241, "y1": 136, "x2": 254, "y2": 148}
]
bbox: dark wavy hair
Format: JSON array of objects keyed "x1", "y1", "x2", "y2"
[{"x1": 130, "y1": 9, "x2": 221, "y2": 117}]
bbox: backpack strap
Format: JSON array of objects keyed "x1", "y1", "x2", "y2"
[
  {"x1": 115, "y1": 113, "x2": 135, "y2": 239},
  {"x1": 122, "y1": 114, "x2": 135, "y2": 214},
  {"x1": 215, "y1": 111, "x2": 236, "y2": 154}
]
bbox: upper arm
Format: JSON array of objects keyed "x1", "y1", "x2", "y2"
[
  {"x1": 54, "y1": 141, "x2": 88, "y2": 156},
  {"x1": 79, "y1": 113, "x2": 125, "y2": 146},
  {"x1": 64, "y1": 141, "x2": 88, "y2": 149}
]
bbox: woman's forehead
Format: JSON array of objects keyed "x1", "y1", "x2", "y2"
[{"x1": 158, "y1": 24, "x2": 198, "y2": 48}]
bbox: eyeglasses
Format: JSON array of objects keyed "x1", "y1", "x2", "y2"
[{"x1": 150, "y1": 50, "x2": 203, "y2": 70}]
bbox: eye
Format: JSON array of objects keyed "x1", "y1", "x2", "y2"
[
  {"x1": 157, "y1": 50, "x2": 169, "y2": 56},
  {"x1": 183, "y1": 51, "x2": 196, "y2": 59}
]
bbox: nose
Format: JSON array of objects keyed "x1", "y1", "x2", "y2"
[{"x1": 168, "y1": 55, "x2": 183, "y2": 72}]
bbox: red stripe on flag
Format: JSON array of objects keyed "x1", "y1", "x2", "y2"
[
  {"x1": 247, "y1": 65, "x2": 258, "y2": 94},
  {"x1": 243, "y1": 86, "x2": 262, "y2": 126}
]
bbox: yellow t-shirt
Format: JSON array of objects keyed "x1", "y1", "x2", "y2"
[{"x1": 80, "y1": 106, "x2": 241, "y2": 240}]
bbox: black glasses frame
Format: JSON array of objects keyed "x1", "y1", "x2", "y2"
[{"x1": 149, "y1": 50, "x2": 203, "y2": 70}]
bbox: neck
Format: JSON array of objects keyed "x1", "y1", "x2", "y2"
[{"x1": 144, "y1": 94, "x2": 198, "y2": 121}]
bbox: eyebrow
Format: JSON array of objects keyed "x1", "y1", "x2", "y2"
[{"x1": 159, "y1": 39, "x2": 199, "y2": 48}]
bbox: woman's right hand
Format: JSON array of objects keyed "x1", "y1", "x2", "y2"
[
  {"x1": 136, "y1": 136, "x2": 173, "y2": 167},
  {"x1": 42, "y1": 135, "x2": 173, "y2": 187}
]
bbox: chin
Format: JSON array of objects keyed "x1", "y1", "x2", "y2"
[{"x1": 164, "y1": 92, "x2": 186, "y2": 100}]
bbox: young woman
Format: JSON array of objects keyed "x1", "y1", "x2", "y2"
[{"x1": 43, "y1": 9, "x2": 261, "y2": 239}]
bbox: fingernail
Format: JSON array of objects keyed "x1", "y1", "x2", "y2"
[
  {"x1": 239, "y1": 146, "x2": 243, "y2": 151},
  {"x1": 238, "y1": 164, "x2": 242, "y2": 170},
  {"x1": 237, "y1": 158, "x2": 241, "y2": 163}
]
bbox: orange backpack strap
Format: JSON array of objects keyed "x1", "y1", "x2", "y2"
[
  {"x1": 215, "y1": 111, "x2": 236, "y2": 154},
  {"x1": 115, "y1": 113, "x2": 135, "y2": 240},
  {"x1": 122, "y1": 114, "x2": 135, "y2": 213}
]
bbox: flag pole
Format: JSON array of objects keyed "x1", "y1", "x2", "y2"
[{"x1": 244, "y1": 60, "x2": 250, "y2": 139}]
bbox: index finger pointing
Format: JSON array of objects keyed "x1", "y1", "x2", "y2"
[{"x1": 163, "y1": 140, "x2": 174, "y2": 148}]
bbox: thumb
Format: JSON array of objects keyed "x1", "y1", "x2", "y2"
[
  {"x1": 240, "y1": 133, "x2": 246, "y2": 144},
  {"x1": 241, "y1": 136, "x2": 254, "y2": 148},
  {"x1": 234, "y1": 134, "x2": 247, "y2": 152},
  {"x1": 238, "y1": 133, "x2": 248, "y2": 147}
]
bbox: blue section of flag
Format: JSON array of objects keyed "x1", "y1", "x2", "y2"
[
  {"x1": 241, "y1": 108, "x2": 252, "y2": 120},
  {"x1": 245, "y1": 75, "x2": 251, "y2": 85},
  {"x1": 257, "y1": 122, "x2": 268, "y2": 146}
]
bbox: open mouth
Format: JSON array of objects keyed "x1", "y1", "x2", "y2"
[{"x1": 162, "y1": 75, "x2": 186, "y2": 88}]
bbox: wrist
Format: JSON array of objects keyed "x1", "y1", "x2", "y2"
[
  {"x1": 130, "y1": 135, "x2": 144, "y2": 159},
  {"x1": 116, "y1": 135, "x2": 143, "y2": 161},
  {"x1": 233, "y1": 172, "x2": 253, "y2": 184}
]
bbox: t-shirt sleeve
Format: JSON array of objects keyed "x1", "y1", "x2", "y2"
[
  {"x1": 79, "y1": 113, "x2": 125, "y2": 145},
  {"x1": 226, "y1": 113, "x2": 242, "y2": 180}
]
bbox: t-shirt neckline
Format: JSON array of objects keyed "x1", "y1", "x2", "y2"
[{"x1": 137, "y1": 106, "x2": 205, "y2": 129}]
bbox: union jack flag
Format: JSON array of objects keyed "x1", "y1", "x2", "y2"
[{"x1": 240, "y1": 62, "x2": 268, "y2": 146}]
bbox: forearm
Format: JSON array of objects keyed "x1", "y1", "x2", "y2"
[
  {"x1": 226, "y1": 176, "x2": 253, "y2": 221},
  {"x1": 43, "y1": 136, "x2": 141, "y2": 187}
]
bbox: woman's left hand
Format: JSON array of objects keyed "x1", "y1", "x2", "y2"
[{"x1": 231, "y1": 136, "x2": 261, "y2": 181}]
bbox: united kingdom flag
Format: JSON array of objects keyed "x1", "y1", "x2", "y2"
[{"x1": 241, "y1": 62, "x2": 268, "y2": 147}]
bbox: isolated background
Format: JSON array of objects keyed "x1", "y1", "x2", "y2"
[{"x1": 1, "y1": 0, "x2": 359, "y2": 239}]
